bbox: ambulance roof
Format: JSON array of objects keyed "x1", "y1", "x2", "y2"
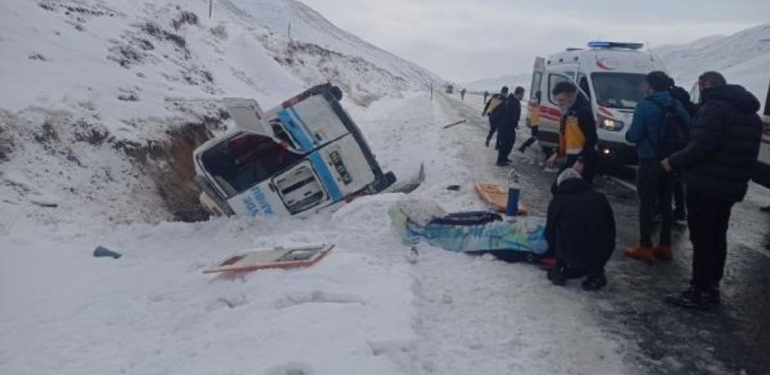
[{"x1": 546, "y1": 42, "x2": 663, "y2": 75}]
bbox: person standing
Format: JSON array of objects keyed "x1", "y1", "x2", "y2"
[
  {"x1": 496, "y1": 87, "x2": 525, "y2": 166},
  {"x1": 662, "y1": 71, "x2": 763, "y2": 310},
  {"x1": 667, "y1": 77, "x2": 697, "y2": 223},
  {"x1": 483, "y1": 86, "x2": 509, "y2": 149},
  {"x1": 460, "y1": 88, "x2": 467, "y2": 101},
  {"x1": 519, "y1": 91, "x2": 542, "y2": 153},
  {"x1": 483, "y1": 90, "x2": 490, "y2": 104},
  {"x1": 623, "y1": 71, "x2": 691, "y2": 263},
  {"x1": 546, "y1": 82, "x2": 599, "y2": 184}
]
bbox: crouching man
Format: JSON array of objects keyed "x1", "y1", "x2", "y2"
[{"x1": 545, "y1": 168, "x2": 616, "y2": 290}]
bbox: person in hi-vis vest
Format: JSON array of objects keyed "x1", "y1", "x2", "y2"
[
  {"x1": 546, "y1": 82, "x2": 599, "y2": 184},
  {"x1": 482, "y1": 86, "x2": 509, "y2": 150}
]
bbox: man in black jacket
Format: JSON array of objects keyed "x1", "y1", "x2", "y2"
[
  {"x1": 545, "y1": 168, "x2": 616, "y2": 290},
  {"x1": 662, "y1": 71, "x2": 763, "y2": 310},
  {"x1": 483, "y1": 86, "x2": 509, "y2": 149},
  {"x1": 667, "y1": 77, "x2": 697, "y2": 223},
  {"x1": 495, "y1": 87, "x2": 525, "y2": 166}
]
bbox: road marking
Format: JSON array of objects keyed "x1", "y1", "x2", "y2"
[{"x1": 606, "y1": 176, "x2": 637, "y2": 192}]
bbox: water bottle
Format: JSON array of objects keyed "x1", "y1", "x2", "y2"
[{"x1": 506, "y1": 170, "x2": 521, "y2": 217}]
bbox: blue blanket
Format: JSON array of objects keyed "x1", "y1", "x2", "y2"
[{"x1": 389, "y1": 200, "x2": 548, "y2": 254}]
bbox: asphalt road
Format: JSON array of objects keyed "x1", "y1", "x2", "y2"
[{"x1": 443, "y1": 92, "x2": 770, "y2": 375}]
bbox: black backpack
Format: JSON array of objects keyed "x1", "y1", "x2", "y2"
[{"x1": 645, "y1": 98, "x2": 689, "y2": 158}]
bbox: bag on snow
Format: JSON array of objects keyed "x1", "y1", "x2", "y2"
[{"x1": 389, "y1": 199, "x2": 549, "y2": 260}]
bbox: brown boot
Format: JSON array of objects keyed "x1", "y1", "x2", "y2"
[
  {"x1": 623, "y1": 245, "x2": 654, "y2": 263},
  {"x1": 653, "y1": 245, "x2": 673, "y2": 260}
]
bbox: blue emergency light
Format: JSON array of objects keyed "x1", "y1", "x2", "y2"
[{"x1": 588, "y1": 41, "x2": 644, "y2": 50}]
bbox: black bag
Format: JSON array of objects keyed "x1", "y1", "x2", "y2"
[{"x1": 645, "y1": 99, "x2": 688, "y2": 158}]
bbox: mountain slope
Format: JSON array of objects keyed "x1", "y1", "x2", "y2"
[
  {"x1": 0, "y1": 0, "x2": 442, "y2": 227},
  {"x1": 655, "y1": 22, "x2": 770, "y2": 108},
  {"x1": 462, "y1": 73, "x2": 532, "y2": 93}
]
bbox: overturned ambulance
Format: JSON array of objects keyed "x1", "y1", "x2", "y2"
[{"x1": 193, "y1": 84, "x2": 396, "y2": 218}]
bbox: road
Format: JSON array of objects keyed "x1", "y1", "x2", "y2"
[{"x1": 442, "y1": 92, "x2": 770, "y2": 375}]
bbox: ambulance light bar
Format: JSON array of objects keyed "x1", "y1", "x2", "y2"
[{"x1": 588, "y1": 41, "x2": 644, "y2": 50}]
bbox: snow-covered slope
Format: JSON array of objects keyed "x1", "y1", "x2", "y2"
[
  {"x1": 655, "y1": 22, "x2": 770, "y2": 109},
  {"x1": 462, "y1": 73, "x2": 532, "y2": 93},
  {"x1": 0, "y1": 0, "x2": 442, "y2": 226}
]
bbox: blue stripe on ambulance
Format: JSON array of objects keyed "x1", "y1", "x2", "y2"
[
  {"x1": 277, "y1": 110, "x2": 343, "y2": 202},
  {"x1": 277, "y1": 110, "x2": 313, "y2": 151}
]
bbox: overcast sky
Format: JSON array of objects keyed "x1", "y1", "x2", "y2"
[{"x1": 299, "y1": 0, "x2": 770, "y2": 82}]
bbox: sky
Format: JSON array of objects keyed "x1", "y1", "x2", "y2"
[{"x1": 298, "y1": 0, "x2": 770, "y2": 83}]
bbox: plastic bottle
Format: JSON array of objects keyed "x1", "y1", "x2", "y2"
[{"x1": 506, "y1": 169, "x2": 521, "y2": 216}]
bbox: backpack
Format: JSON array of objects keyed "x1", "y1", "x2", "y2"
[{"x1": 645, "y1": 98, "x2": 689, "y2": 158}]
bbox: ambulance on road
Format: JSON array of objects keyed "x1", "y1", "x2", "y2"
[{"x1": 527, "y1": 41, "x2": 667, "y2": 165}]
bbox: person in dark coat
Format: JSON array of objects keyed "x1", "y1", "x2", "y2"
[
  {"x1": 545, "y1": 168, "x2": 616, "y2": 290},
  {"x1": 495, "y1": 87, "x2": 525, "y2": 166},
  {"x1": 667, "y1": 77, "x2": 697, "y2": 223},
  {"x1": 483, "y1": 86, "x2": 509, "y2": 150},
  {"x1": 662, "y1": 71, "x2": 763, "y2": 310}
]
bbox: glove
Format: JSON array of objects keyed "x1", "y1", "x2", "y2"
[{"x1": 485, "y1": 138, "x2": 490, "y2": 148}]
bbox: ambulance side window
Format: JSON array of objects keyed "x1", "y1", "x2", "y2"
[{"x1": 547, "y1": 74, "x2": 568, "y2": 105}]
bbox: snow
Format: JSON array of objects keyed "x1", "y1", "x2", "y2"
[
  {"x1": 0, "y1": 92, "x2": 634, "y2": 375},
  {"x1": 3, "y1": 1, "x2": 766, "y2": 374},
  {"x1": 461, "y1": 73, "x2": 532, "y2": 93},
  {"x1": 655, "y1": 22, "x2": 770, "y2": 111}
]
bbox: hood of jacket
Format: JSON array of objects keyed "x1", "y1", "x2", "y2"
[
  {"x1": 554, "y1": 169, "x2": 591, "y2": 194},
  {"x1": 702, "y1": 84, "x2": 761, "y2": 114}
]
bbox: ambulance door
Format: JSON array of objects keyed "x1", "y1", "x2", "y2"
[{"x1": 527, "y1": 57, "x2": 545, "y2": 128}]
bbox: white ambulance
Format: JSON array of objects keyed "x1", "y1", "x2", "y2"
[
  {"x1": 527, "y1": 41, "x2": 667, "y2": 164},
  {"x1": 192, "y1": 84, "x2": 396, "y2": 218}
]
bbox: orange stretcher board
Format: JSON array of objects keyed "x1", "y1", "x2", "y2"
[
  {"x1": 204, "y1": 244, "x2": 334, "y2": 274},
  {"x1": 474, "y1": 183, "x2": 528, "y2": 215}
]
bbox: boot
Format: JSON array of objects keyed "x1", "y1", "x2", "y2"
[
  {"x1": 665, "y1": 286, "x2": 721, "y2": 310},
  {"x1": 547, "y1": 266, "x2": 566, "y2": 286},
  {"x1": 653, "y1": 244, "x2": 673, "y2": 261},
  {"x1": 623, "y1": 245, "x2": 654, "y2": 263},
  {"x1": 761, "y1": 205, "x2": 770, "y2": 213},
  {"x1": 582, "y1": 273, "x2": 607, "y2": 291}
]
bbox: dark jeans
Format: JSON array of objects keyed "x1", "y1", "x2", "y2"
[
  {"x1": 673, "y1": 176, "x2": 686, "y2": 216},
  {"x1": 637, "y1": 159, "x2": 673, "y2": 247},
  {"x1": 687, "y1": 187, "x2": 733, "y2": 289},
  {"x1": 487, "y1": 120, "x2": 498, "y2": 143},
  {"x1": 520, "y1": 127, "x2": 539, "y2": 151},
  {"x1": 497, "y1": 139, "x2": 515, "y2": 163}
]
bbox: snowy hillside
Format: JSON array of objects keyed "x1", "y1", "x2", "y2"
[
  {"x1": 0, "y1": 0, "x2": 441, "y2": 226},
  {"x1": 462, "y1": 73, "x2": 532, "y2": 93},
  {"x1": 655, "y1": 22, "x2": 770, "y2": 109}
]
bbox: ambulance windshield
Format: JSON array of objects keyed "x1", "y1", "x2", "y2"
[{"x1": 591, "y1": 73, "x2": 647, "y2": 109}]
